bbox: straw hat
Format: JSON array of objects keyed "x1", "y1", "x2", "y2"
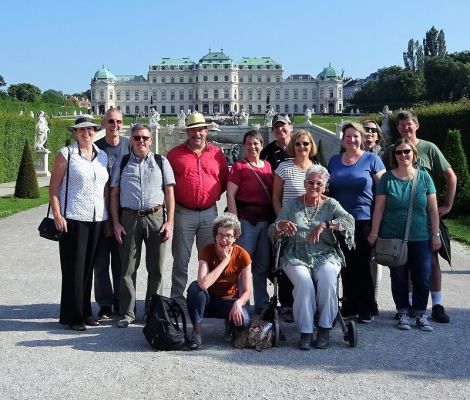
[
  {"x1": 68, "y1": 115, "x2": 99, "y2": 132},
  {"x1": 182, "y1": 112, "x2": 213, "y2": 131}
]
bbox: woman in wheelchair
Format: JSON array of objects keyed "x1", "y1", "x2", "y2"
[{"x1": 269, "y1": 165, "x2": 355, "y2": 350}]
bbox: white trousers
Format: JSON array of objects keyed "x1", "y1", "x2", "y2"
[{"x1": 284, "y1": 261, "x2": 340, "y2": 333}]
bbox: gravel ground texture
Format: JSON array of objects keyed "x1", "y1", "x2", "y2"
[{"x1": 0, "y1": 202, "x2": 469, "y2": 400}]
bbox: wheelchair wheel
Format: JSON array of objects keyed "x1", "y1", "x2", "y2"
[
  {"x1": 273, "y1": 309, "x2": 280, "y2": 347},
  {"x1": 346, "y1": 320, "x2": 358, "y2": 348}
]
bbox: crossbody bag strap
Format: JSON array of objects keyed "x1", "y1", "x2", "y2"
[
  {"x1": 404, "y1": 169, "x2": 419, "y2": 241},
  {"x1": 244, "y1": 159, "x2": 272, "y2": 202},
  {"x1": 63, "y1": 146, "x2": 71, "y2": 218}
]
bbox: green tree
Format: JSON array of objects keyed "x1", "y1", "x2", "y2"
[
  {"x1": 403, "y1": 39, "x2": 424, "y2": 71},
  {"x1": 42, "y1": 89, "x2": 65, "y2": 104},
  {"x1": 14, "y1": 140, "x2": 39, "y2": 199},
  {"x1": 423, "y1": 26, "x2": 447, "y2": 57},
  {"x1": 423, "y1": 57, "x2": 470, "y2": 101},
  {"x1": 0, "y1": 75, "x2": 5, "y2": 87},
  {"x1": 7, "y1": 83, "x2": 41, "y2": 102},
  {"x1": 449, "y1": 51, "x2": 470, "y2": 64},
  {"x1": 442, "y1": 129, "x2": 470, "y2": 216}
]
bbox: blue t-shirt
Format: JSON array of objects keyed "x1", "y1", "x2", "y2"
[{"x1": 328, "y1": 152, "x2": 385, "y2": 220}]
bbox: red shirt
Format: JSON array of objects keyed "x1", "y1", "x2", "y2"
[
  {"x1": 228, "y1": 160, "x2": 273, "y2": 223},
  {"x1": 167, "y1": 142, "x2": 229, "y2": 209},
  {"x1": 199, "y1": 244, "x2": 251, "y2": 298}
]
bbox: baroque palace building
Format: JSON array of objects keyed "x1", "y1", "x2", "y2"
[{"x1": 90, "y1": 50, "x2": 343, "y2": 116}]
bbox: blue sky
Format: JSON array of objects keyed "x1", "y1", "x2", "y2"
[{"x1": 1, "y1": 0, "x2": 469, "y2": 94}]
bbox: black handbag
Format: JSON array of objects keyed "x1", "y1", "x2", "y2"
[{"x1": 38, "y1": 147, "x2": 70, "y2": 241}]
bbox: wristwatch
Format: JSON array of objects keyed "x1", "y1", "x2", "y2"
[{"x1": 432, "y1": 232, "x2": 440, "y2": 237}]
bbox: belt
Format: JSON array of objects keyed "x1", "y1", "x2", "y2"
[
  {"x1": 178, "y1": 203, "x2": 214, "y2": 211},
  {"x1": 122, "y1": 205, "x2": 163, "y2": 217}
]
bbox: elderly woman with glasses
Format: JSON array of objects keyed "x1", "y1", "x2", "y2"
[
  {"x1": 368, "y1": 138, "x2": 441, "y2": 332},
  {"x1": 186, "y1": 213, "x2": 252, "y2": 350},
  {"x1": 270, "y1": 165, "x2": 355, "y2": 350},
  {"x1": 49, "y1": 115, "x2": 109, "y2": 331}
]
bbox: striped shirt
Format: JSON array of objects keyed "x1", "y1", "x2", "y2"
[{"x1": 275, "y1": 159, "x2": 308, "y2": 207}]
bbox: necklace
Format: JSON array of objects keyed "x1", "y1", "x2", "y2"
[{"x1": 303, "y1": 195, "x2": 320, "y2": 224}]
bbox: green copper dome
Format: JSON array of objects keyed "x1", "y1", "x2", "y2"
[
  {"x1": 93, "y1": 66, "x2": 116, "y2": 80},
  {"x1": 316, "y1": 63, "x2": 339, "y2": 79}
]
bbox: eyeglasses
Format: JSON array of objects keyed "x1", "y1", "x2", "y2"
[
  {"x1": 394, "y1": 149, "x2": 412, "y2": 156},
  {"x1": 364, "y1": 127, "x2": 377, "y2": 133},
  {"x1": 132, "y1": 136, "x2": 151, "y2": 142},
  {"x1": 306, "y1": 180, "x2": 324, "y2": 187},
  {"x1": 107, "y1": 119, "x2": 123, "y2": 124},
  {"x1": 216, "y1": 233, "x2": 234, "y2": 240},
  {"x1": 295, "y1": 141, "x2": 310, "y2": 147}
]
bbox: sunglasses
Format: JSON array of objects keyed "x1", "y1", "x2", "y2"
[
  {"x1": 394, "y1": 149, "x2": 412, "y2": 155},
  {"x1": 306, "y1": 180, "x2": 324, "y2": 187},
  {"x1": 107, "y1": 119, "x2": 123, "y2": 124},
  {"x1": 364, "y1": 127, "x2": 377, "y2": 133},
  {"x1": 132, "y1": 136, "x2": 151, "y2": 142},
  {"x1": 295, "y1": 141, "x2": 310, "y2": 147}
]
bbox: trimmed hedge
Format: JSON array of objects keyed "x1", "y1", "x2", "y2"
[
  {"x1": 0, "y1": 113, "x2": 74, "y2": 183},
  {"x1": 14, "y1": 139, "x2": 39, "y2": 198}
]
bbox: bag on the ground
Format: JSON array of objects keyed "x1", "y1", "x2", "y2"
[
  {"x1": 143, "y1": 294, "x2": 189, "y2": 351},
  {"x1": 233, "y1": 319, "x2": 274, "y2": 351},
  {"x1": 38, "y1": 217, "x2": 65, "y2": 241},
  {"x1": 373, "y1": 237, "x2": 407, "y2": 267}
]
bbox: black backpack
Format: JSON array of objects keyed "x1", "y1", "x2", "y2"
[{"x1": 143, "y1": 294, "x2": 189, "y2": 351}]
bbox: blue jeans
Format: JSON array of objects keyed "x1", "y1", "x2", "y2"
[
  {"x1": 236, "y1": 219, "x2": 270, "y2": 314},
  {"x1": 390, "y1": 240, "x2": 432, "y2": 313},
  {"x1": 186, "y1": 281, "x2": 251, "y2": 328}
]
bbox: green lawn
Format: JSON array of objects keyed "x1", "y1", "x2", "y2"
[
  {"x1": 0, "y1": 187, "x2": 49, "y2": 219},
  {"x1": 445, "y1": 217, "x2": 470, "y2": 245}
]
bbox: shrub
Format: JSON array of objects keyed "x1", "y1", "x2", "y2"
[
  {"x1": 14, "y1": 139, "x2": 39, "y2": 198},
  {"x1": 442, "y1": 129, "x2": 470, "y2": 216}
]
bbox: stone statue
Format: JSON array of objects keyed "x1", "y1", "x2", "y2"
[
  {"x1": 167, "y1": 124, "x2": 175, "y2": 135},
  {"x1": 29, "y1": 111, "x2": 35, "y2": 118},
  {"x1": 240, "y1": 110, "x2": 249, "y2": 127},
  {"x1": 149, "y1": 108, "x2": 160, "y2": 127},
  {"x1": 265, "y1": 107, "x2": 275, "y2": 127},
  {"x1": 210, "y1": 122, "x2": 220, "y2": 132},
  {"x1": 253, "y1": 123, "x2": 261, "y2": 131},
  {"x1": 379, "y1": 105, "x2": 393, "y2": 145},
  {"x1": 73, "y1": 110, "x2": 77, "y2": 116},
  {"x1": 177, "y1": 110, "x2": 186, "y2": 126},
  {"x1": 19, "y1": 110, "x2": 24, "y2": 117},
  {"x1": 355, "y1": 108, "x2": 360, "y2": 114},
  {"x1": 35, "y1": 111, "x2": 50, "y2": 150},
  {"x1": 335, "y1": 118, "x2": 344, "y2": 137},
  {"x1": 304, "y1": 108, "x2": 313, "y2": 125}
]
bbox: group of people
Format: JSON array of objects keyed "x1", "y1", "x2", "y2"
[{"x1": 49, "y1": 109, "x2": 455, "y2": 351}]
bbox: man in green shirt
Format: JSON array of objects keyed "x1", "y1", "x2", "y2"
[{"x1": 383, "y1": 111, "x2": 457, "y2": 323}]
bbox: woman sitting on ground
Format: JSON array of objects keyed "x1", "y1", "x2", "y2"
[
  {"x1": 269, "y1": 165, "x2": 355, "y2": 350},
  {"x1": 186, "y1": 213, "x2": 252, "y2": 350}
]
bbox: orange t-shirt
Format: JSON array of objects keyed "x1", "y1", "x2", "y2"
[{"x1": 199, "y1": 243, "x2": 251, "y2": 298}]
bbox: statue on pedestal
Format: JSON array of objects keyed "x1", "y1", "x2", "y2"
[
  {"x1": 35, "y1": 111, "x2": 50, "y2": 150},
  {"x1": 304, "y1": 108, "x2": 313, "y2": 125},
  {"x1": 177, "y1": 110, "x2": 186, "y2": 126},
  {"x1": 265, "y1": 107, "x2": 275, "y2": 127},
  {"x1": 240, "y1": 110, "x2": 249, "y2": 127},
  {"x1": 379, "y1": 105, "x2": 393, "y2": 145},
  {"x1": 149, "y1": 108, "x2": 160, "y2": 128},
  {"x1": 167, "y1": 124, "x2": 175, "y2": 135}
]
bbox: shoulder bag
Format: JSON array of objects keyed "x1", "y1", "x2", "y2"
[
  {"x1": 38, "y1": 147, "x2": 70, "y2": 241},
  {"x1": 373, "y1": 170, "x2": 418, "y2": 267}
]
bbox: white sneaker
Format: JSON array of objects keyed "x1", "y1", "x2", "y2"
[
  {"x1": 416, "y1": 314, "x2": 433, "y2": 332},
  {"x1": 397, "y1": 313, "x2": 411, "y2": 330}
]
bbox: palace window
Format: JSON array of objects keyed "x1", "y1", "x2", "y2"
[
  {"x1": 144, "y1": 91, "x2": 148, "y2": 101},
  {"x1": 180, "y1": 90, "x2": 184, "y2": 100},
  {"x1": 135, "y1": 91, "x2": 139, "y2": 101},
  {"x1": 126, "y1": 91, "x2": 130, "y2": 101},
  {"x1": 171, "y1": 90, "x2": 175, "y2": 100}
]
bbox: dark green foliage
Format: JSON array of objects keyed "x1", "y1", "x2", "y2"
[
  {"x1": 403, "y1": 39, "x2": 424, "y2": 71},
  {"x1": 423, "y1": 26, "x2": 447, "y2": 57},
  {"x1": 0, "y1": 113, "x2": 72, "y2": 183},
  {"x1": 0, "y1": 75, "x2": 5, "y2": 87},
  {"x1": 42, "y1": 89, "x2": 65, "y2": 105},
  {"x1": 442, "y1": 130, "x2": 470, "y2": 216},
  {"x1": 7, "y1": 83, "x2": 41, "y2": 102},
  {"x1": 14, "y1": 140, "x2": 39, "y2": 198},
  {"x1": 316, "y1": 139, "x2": 327, "y2": 167}
]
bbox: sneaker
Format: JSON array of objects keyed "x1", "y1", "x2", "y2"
[
  {"x1": 98, "y1": 306, "x2": 112, "y2": 320},
  {"x1": 416, "y1": 314, "x2": 433, "y2": 332},
  {"x1": 188, "y1": 331, "x2": 202, "y2": 350},
  {"x1": 358, "y1": 314, "x2": 374, "y2": 323},
  {"x1": 431, "y1": 304, "x2": 450, "y2": 323},
  {"x1": 397, "y1": 313, "x2": 411, "y2": 330},
  {"x1": 117, "y1": 317, "x2": 134, "y2": 328}
]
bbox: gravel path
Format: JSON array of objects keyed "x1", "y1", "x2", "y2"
[{"x1": 0, "y1": 203, "x2": 469, "y2": 400}]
